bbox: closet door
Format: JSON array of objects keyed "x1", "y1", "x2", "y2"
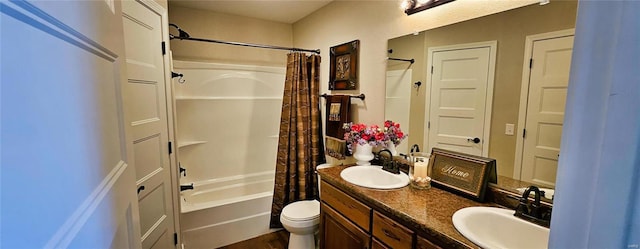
[
  {"x1": 122, "y1": 1, "x2": 178, "y2": 248},
  {"x1": 520, "y1": 35, "x2": 574, "y2": 187}
]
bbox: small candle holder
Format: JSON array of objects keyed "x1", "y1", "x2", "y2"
[{"x1": 409, "y1": 154, "x2": 431, "y2": 189}]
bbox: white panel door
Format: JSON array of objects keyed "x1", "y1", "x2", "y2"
[
  {"x1": 428, "y1": 47, "x2": 492, "y2": 156},
  {"x1": 521, "y1": 35, "x2": 574, "y2": 187},
  {"x1": 1, "y1": 0, "x2": 141, "y2": 248},
  {"x1": 122, "y1": 1, "x2": 177, "y2": 248},
  {"x1": 385, "y1": 69, "x2": 412, "y2": 155}
]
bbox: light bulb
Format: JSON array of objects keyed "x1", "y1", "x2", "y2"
[{"x1": 400, "y1": 0, "x2": 411, "y2": 10}]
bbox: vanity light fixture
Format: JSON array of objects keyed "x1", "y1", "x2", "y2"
[{"x1": 402, "y1": 0, "x2": 456, "y2": 15}]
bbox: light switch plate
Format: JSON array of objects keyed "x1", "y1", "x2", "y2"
[{"x1": 505, "y1": 123, "x2": 515, "y2": 135}]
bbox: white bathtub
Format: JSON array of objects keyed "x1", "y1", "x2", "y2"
[
  {"x1": 173, "y1": 61, "x2": 285, "y2": 248},
  {"x1": 180, "y1": 171, "x2": 277, "y2": 248}
]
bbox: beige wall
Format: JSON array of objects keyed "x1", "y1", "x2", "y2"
[
  {"x1": 165, "y1": 0, "x2": 574, "y2": 169},
  {"x1": 293, "y1": 0, "x2": 579, "y2": 169},
  {"x1": 292, "y1": 0, "x2": 537, "y2": 126},
  {"x1": 168, "y1": 4, "x2": 293, "y2": 66}
]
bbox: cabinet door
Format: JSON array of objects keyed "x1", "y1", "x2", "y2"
[{"x1": 321, "y1": 203, "x2": 371, "y2": 249}]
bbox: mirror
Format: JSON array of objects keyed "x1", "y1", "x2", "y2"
[{"x1": 385, "y1": 1, "x2": 578, "y2": 199}]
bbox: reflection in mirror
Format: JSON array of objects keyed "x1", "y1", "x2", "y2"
[{"x1": 385, "y1": 1, "x2": 577, "y2": 199}]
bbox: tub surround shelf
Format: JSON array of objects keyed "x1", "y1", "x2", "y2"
[
  {"x1": 178, "y1": 141, "x2": 208, "y2": 148},
  {"x1": 318, "y1": 165, "x2": 495, "y2": 249}
]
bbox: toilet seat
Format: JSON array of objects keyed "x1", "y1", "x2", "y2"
[{"x1": 281, "y1": 200, "x2": 320, "y2": 221}]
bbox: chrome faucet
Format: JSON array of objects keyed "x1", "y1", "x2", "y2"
[{"x1": 514, "y1": 185, "x2": 551, "y2": 227}]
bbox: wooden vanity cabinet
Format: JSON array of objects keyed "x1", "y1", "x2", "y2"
[
  {"x1": 321, "y1": 203, "x2": 370, "y2": 249},
  {"x1": 320, "y1": 181, "x2": 371, "y2": 249},
  {"x1": 320, "y1": 180, "x2": 445, "y2": 249}
]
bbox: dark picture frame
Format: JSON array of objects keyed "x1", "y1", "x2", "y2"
[
  {"x1": 428, "y1": 148, "x2": 497, "y2": 202},
  {"x1": 329, "y1": 40, "x2": 359, "y2": 90}
]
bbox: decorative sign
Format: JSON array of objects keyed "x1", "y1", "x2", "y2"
[
  {"x1": 429, "y1": 148, "x2": 496, "y2": 202},
  {"x1": 329, "y1": 40, "x2": 359, "y2": 90}
]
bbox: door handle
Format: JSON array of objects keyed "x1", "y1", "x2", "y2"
[
  {"x1": 467, "y1": 137, "x2": 481, "y2": 144},
  {"x1": 382, "y1": 228, "x2": 400, "y2": 241},
  {"x1": 137, "y1": 185, "x2": 145, "y2": 194}
]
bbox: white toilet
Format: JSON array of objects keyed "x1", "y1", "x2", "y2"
[{"x1": 280, "y1": 163, "x2": 333, "y2": 249}]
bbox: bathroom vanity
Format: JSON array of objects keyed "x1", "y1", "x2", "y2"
[
  {"x1": 318, "y1": 165, "x2": 553, "y2": 249},
  {"x1": 318, "y1": 165, "x2": 492, "y2": 249}
]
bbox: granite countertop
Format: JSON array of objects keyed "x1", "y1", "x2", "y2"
[{"x1": 318, "y1": 165, "x2": 496, "y2": 249}]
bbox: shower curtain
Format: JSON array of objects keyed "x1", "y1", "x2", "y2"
[{"x1": 270, "y1": 52, "x2": 325, "y2": 228}]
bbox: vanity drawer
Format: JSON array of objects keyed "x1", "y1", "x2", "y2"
[
  {"x1": 373, "y1": 211, "x2": 414, "y2": 249},
  {"x1": 321, "y1": 181, "x2": 371, "y2": 231}
]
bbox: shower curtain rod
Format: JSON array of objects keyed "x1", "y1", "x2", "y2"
[{"x1": 169, "y1": 23, "x2": 320, "y2": 54}]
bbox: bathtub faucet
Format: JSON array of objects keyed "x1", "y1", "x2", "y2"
[{"x1": 180, "y1": 183, "x2": 194, "y2": 192}]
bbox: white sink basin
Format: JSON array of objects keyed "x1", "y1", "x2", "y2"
[
  {"x1": 340, "y1": 165, "x2": 409, "y2": 189},
  {"x1": 452, "y1": 207, "x2": 550, "y2": 249}
]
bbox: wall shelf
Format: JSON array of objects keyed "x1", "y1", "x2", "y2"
[{"x1": 178, "y1": 141, "x2": 208, "y2": 148}]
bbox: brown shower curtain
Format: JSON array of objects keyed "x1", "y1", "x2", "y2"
[{"x1": 270, "y1": 52, "x2": 325, "y2": 228}]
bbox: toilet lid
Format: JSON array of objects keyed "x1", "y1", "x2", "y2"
[
  {"x1": 282, "y1": 200, "x2": 320, "y2": 221},
  {"x1": 316, "y1": 163, "x2": 334, "y2": 170}
]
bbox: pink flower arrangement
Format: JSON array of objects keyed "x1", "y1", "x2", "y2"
[
  {"x1": 384, "y1": 120, "x2": 407, "y2": 146},
  {"x1": 343, "y1": 122, "x2": 386, "y2": 153},
  {"x1": 342, "y1": 120, "x2": 408, "y2": 153}
]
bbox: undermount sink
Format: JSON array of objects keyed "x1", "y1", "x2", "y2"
[
  {"x1": 452, "y1": 207, "x2": 550, "y2": 249},
  {"x1": 340, "y1": 165, "x2": 409, "y2": 189}
]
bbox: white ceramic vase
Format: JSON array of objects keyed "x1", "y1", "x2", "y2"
[
  {"x1": 385, "y1": 140, "x2": 399, "y2": 156},
  {"x1": 353, "y1": 144, "x2": 374, "y2": 165}
]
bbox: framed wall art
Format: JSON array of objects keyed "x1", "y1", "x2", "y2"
[
  {"x1": 428, "y1": 148, "x2": 497, "y2": 202},
  {"x1": 329, "y1": 40, "x2": 359, "y2": 90}
]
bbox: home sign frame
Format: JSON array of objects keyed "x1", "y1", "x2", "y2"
[{"x1": 428, "y1": 148, "x2": 497, "y2": 202}]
